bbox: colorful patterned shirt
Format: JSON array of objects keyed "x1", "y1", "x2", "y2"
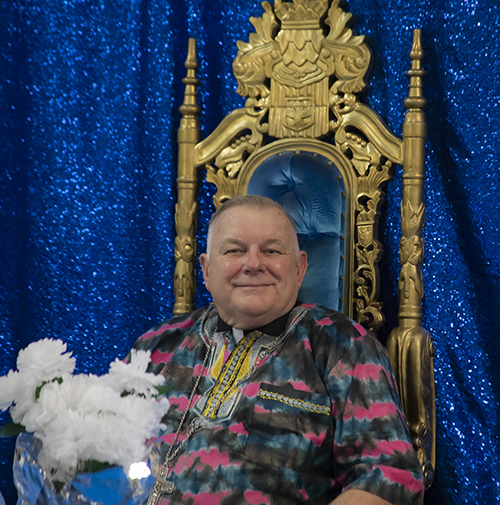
[{"x1": 131, "y1": 303, "x2": 424, "y2": 505}]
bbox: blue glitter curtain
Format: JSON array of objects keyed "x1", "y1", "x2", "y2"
[{"x1": 1, "y1": 1, "x2": 499, "y2": 504}]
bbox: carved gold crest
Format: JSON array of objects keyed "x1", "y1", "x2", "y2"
[{"x1": 233, "y1": 0, "x2": 371, "y2": 138}]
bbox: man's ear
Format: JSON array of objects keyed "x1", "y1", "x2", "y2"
[
  {"x1": 199, "y1": 253, "x2": 210, "y2": 291},
  {"x1": 297, "y1": 251, "x2": 308, "y2": 287}
]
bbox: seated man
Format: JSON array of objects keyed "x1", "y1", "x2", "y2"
[{"x1": 131, "y1": 195, "x2": 424, "y2": 505}]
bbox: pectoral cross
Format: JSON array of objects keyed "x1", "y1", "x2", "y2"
[{"x1": 147, "y1": 467, "x2": 175, "y2": 505}]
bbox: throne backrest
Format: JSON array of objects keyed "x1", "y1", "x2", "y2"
[{"x1": 172, "y1": 0, "x2": 435, "y2": 489}]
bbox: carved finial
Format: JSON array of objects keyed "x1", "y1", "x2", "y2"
[
  {"x1": 186, "y1": 38, "x2": 197, "y2": 67},
  {"x1": 179, "y1": 38, "x2": 201, "y2": 117},
  {"x1": 410, "y1": 28, "x2": 424, "y2": 61},
  {"x1": 404, "y1": 29, "x2": 427, "y2": 111}
]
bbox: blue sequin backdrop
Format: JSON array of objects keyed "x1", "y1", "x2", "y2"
[{"x1": 1, "y1": 1, "x2": 499, "y2": 504}]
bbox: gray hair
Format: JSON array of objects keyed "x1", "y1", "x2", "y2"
[{"x1": 205, "y1": 195, "x2": 299, "y2": 257}]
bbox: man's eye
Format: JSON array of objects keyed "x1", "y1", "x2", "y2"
[
  {"x1": 225, "y1": 248, "x2": 242, "y2": 254},
  {"x1": 265, "y1": 249, "x2": 281, "y2": 255}
]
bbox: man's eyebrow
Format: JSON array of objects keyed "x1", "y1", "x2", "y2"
[
  {"x1": 261, "y1": 238, "x2": 287, "y2": 248},
  {"x1": 219, "y1": 238, "x2": 245, "y2": 248},
  {"x1": 218, "y1": 238, "x2": 288, "y2": 248}
]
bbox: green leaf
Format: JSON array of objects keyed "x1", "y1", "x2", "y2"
[
  {"x1": 155, "y1": 384, "x2": 173, "y2": 396},
  {"x1": 80, "y1": 459, "x2": 113, "y2": 474},
  {"x1": 53, "y1": 480, "x2": 65, "y2": 493},
  {"x1": 35, "y1": 377, "x2": 63, "y2": 400},
  {"x1": 35, "y1": 382, "x2": 46, "y2": 400},
  {"x1": 0, "y1": 422, "x2": 26, "y2": 438}
]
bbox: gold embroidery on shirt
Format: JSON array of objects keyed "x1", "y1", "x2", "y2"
[
  {"x1": 258, "y1": 389, "x2": 331, "y2": 416},
  {"x1": 202, "y1": 331, "x2": 262, "y2": 419}
]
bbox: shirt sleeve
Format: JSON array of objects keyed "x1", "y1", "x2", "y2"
[{"x1": 329, "y1": 324, "x2": 425, "y2": 505}]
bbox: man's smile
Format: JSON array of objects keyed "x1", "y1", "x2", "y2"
[{"x1": 234, "y1": 283, "x2": 272, "y2": 288}]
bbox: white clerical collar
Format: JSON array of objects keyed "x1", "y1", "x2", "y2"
[{"x1": 232, "y1": 327, "x2": 245, "y2": 343}]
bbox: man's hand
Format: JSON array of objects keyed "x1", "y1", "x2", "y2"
[{"x1": 330, "y1": 490, "x2": 393, "y2": 505}]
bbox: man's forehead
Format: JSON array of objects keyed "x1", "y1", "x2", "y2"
[
  {"x1": 219, "y1": 236, "x2": 288, "y2": 246},
  {"x1": 215, "y1": 205, "x2": 292, "y2": 228},
  {"x1": 212, "y1": 205, "x2": 295, "y2": 241}
]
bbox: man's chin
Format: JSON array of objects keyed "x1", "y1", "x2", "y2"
[{"x1": 229, "y1": 298, "x2": 286, "y2": 328}]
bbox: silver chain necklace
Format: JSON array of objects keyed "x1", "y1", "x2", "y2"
[{"x1": 146, "y1": 343, "x2": 211, "y2": 505}]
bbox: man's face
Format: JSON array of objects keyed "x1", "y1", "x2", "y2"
[{"x1": 200, "y1": 205, "x2": 307, "y2": 329}]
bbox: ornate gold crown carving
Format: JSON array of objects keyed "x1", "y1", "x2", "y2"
[
  {"x1": 233, "y1": 0, "x2": 371, "y2": 138},
  {"x1": 275, "y1": 0, "x2": 328, "y2": 27},
  {"x1": 234, "y1": 0, "x2": 370, "y2": 100}
]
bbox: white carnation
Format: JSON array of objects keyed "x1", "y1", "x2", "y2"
[
  {"x1": 38, "y1": 410, "x2": 89, "y2": 480},
  {"x1": 0, "y1": 371, "x2": 22, "y2": 411},
  {"x1": 22, "y1": 375, "x2": 97, "y2": 433},
  {"x1": 8, "y1": 373, "x2": 42, "y2": 424},
  {"x1": 74, "y1": 376, "x2": 121, "y2": 415},
  {"x1": 16, "y1": 339, "x2": 75, "y2": 383},
  {"x1": 106, "y1": 349, "x2": 163, "y2": 398}
]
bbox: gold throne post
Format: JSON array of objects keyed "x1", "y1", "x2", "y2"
[{"x1": 172, "y1": 0, "x2": 435, "y2": 488}]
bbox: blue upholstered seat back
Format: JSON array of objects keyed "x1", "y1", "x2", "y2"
[{"x1": 247, "y1": 151, "x2": 346, "y2": 311}]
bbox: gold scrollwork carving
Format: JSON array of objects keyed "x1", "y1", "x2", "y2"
[
  {"x1": 353, "y1": 236, "x2": 384, "y2": 331},
  {"x1": 233, "y1": 2, "x2": 278, "y2": 98},
  {"x1": 323, "y1": 0, "x2": 371, "y2": 94},
  {"x1": 339, "y1": 129, "x2": 393, "y2": 331},
  {"x1": 340, "y1": 132, "x2": 382, "y2": 177},
  {"x1": 215, "y1": 130, "x2": 263, "y2": 179},
  {"x1": 387, "y1": 325, "x2": 436, "y2": 489},
  {"x1": 205, "y1": 119, "x2": 265, "y2": 208},
  {"x1": 399, "y1": 201, "x2": 425, "y2": 301},
  {"x1": 330, "y1": 92, "x2": 357, "y2": 117},
  {"x1": 173, "y1": 200, "x2": 197, "y2": 309},
  {"x1": 206, "y1": 164, "x2": 240, "y2": 209}
]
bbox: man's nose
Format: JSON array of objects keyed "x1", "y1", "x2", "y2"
[{"x1": 243, "y1": 247, "x2": 265, "y2": 273}]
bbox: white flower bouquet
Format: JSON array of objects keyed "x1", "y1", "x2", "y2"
[{"x1": 0, "y1": 339, "x2": 170, "y2": 504}]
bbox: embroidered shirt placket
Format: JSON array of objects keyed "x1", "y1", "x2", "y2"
[{"x1": 202, "y1": 330, "x2": 261, "y2": 419}]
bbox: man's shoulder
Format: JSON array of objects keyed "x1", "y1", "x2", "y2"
[
  {"x1": 132, "y1": 306, "x2": 214, "y2": 354},
  {"x1": 295, "y1": 303, "x2": 388, "y2": 361},
  {"x1": 140, "y1": 306, "x2": 209, "y2": 338},
  {"x1": 297, "y1": 303, "x2": 367, "y2": 338}
]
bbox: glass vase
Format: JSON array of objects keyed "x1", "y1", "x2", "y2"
[{"x1": 13, "y1": 433, "x2": 154, "y2": 505}]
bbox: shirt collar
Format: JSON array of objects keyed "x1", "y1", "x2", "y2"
[{"x1": 216, "y1": 309, "x2": 292, "y2": 337}]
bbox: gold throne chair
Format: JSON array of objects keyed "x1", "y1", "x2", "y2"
[{"x1": 172, "y1": 0, "x2": 435, "y2": 489}]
